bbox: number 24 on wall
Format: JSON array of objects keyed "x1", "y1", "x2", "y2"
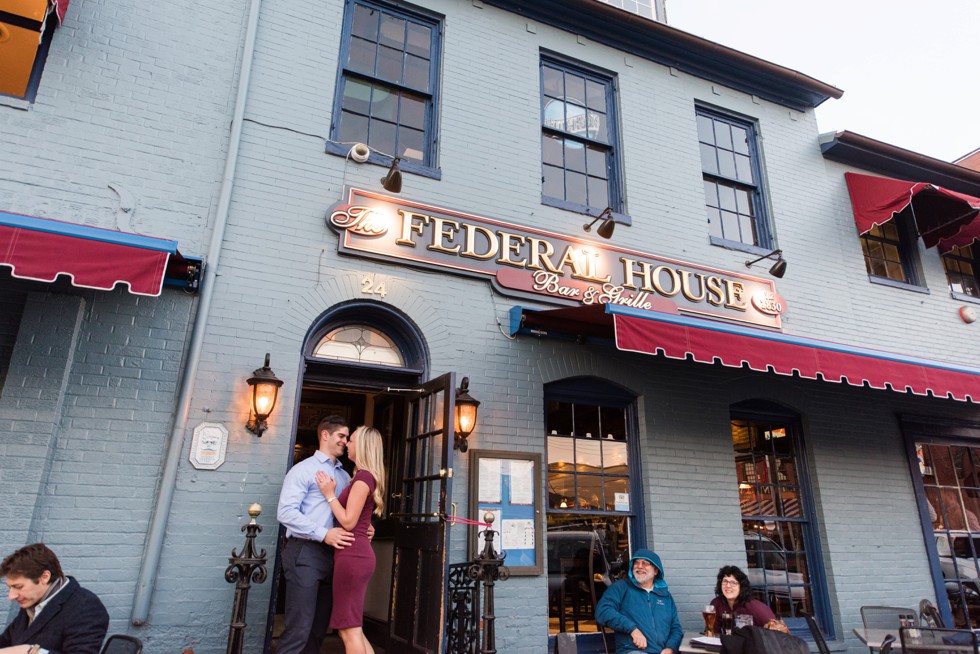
[{"x1": 361, "y1": 277, "x2": 387, "y2": 298}]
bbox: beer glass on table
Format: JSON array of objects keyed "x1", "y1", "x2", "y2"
[{"x1": 702, "y1": 605, "x2": 717, "y2": 637}]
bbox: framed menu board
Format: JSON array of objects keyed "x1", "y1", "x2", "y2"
[{"x1": 468, "y1": 449, "x2": 543, "y2": 576}]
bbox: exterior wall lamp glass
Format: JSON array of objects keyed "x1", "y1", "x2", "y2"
[
  {"x1": 245, "y1": 353, "x2": 283, "y2": 437},
  {"x1": 745, "y1": 249, "x2": 787, "y2": 278},
  {"x1": 453, "y1": 376, "x2": 480, "y2": 452},
  {"x1": 380, "y1": 157, "x2": 402, "y2": 193}
]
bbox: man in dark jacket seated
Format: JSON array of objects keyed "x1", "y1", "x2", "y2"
[
  {"x1": 596, "y1": 548, "x2": 684, "y2": 654},
  {"x1": 0, "y1": 543, "x2": 109, "y2": 654}
]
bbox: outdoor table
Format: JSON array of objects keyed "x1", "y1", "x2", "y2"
[
  {"x1": 854, "y1": 627, "x2": 902, "y2": 652},
  {"x1": 680, "y1": 632, "x2": 722, "y2": 654}
]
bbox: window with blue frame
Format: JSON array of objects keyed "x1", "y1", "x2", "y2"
[
  {"x1": 697, "y1": 107, "x2": 770, "y2": 249},
  {"x1": 730, "y1": 402, "x2": 831, "y2": 636},
  {"x1": 545, "y1": 378, "x2": 638, "y2": 635},
  {"x1": 540, "y1": 56, "x2": 622, "y2": 216},
  {"x1": 329, "y1": 0, "x2": 441, "y2": 170}
]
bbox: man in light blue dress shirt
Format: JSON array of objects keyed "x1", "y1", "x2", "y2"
[{"x1": 276, "y1": 415, "x2": 354, "y2": 654}]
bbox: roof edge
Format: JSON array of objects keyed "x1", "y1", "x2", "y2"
[
  {"x1": 481, "y1": 0, "x2": 842, "y2": 111},
  {"x1": 820, "y1": 131, "x2": 980, "y2": 197}
]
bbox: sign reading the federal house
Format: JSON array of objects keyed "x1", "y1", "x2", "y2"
[{"x1": 329, "y1": 188, "x2": 785, "y2": 329}]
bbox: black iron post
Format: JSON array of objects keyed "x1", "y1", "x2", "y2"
[
  {"x1": 467, "y1": 512, "x2": 510, "y2": 654},
  {"x1": 225, "y1": 502, "x2": 268, "y2": 654}
]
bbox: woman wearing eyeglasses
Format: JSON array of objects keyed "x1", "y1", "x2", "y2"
[{"x1": 710, "y1": 566, "x2": 789, "y2": 633}]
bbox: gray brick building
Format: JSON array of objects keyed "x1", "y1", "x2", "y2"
[{"x1": 2, "y1": 0, "x2": 979, "y2": 653}]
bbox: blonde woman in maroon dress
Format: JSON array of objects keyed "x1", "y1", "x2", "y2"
[{"x1": 316, "y1": 426, "x2": 385, "y2": 654}]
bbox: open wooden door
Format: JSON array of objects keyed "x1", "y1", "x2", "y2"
[{"x1": 388, "y1": 373, "x2": 455, "y2": 653}]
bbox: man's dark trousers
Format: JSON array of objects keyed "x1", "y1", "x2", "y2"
[{"x1": 277, "y1": 538, "x2": 335, "y2": 654}]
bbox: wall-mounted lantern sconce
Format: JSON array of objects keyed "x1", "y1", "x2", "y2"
[
  {"x1": 380, "y1": 158, "x2": 402, "y2": 193},
  {"x1": 583, "y1": 207, "x2": 616, "y2": 239},
  {"x1": 453, "y1": 376, "x2": 480, "y2": 452},
  {"x1": 245, "y1": 353, "x2": 283, "y2": 437},
  {"x1": 745, "y1": 249, "x2": 787, "y2": 278}
]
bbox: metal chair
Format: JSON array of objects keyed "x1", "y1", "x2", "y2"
[
  {"x1": 880, "y1": 634, "x2": 898, "y2": 654},
  {"x1": 99, "y1": 634, "x2": 143, "y2": 654},
  {"x1": 920, "y1": 598, "x2": 946, "y2": 629},
  {"x1": 802, "y1": 613, "x2": 831, "y2": 654},
  {"x1": 900, "y1": 626, "x2": 979, "y2": 654}
]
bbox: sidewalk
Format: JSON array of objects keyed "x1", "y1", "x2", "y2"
[{"x1": 319, "y1": 634, "x2": 386, "y2": 653}]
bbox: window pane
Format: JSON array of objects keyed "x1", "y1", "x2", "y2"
[
  {"x1": 542, "y1": 65, "x2": 564, "y2": 99},
  {"x1": 566, "y1": 171, "x2": 587, "y2": 206},
  {"x1": 399, "y1": 127, "x2": 424, "y2": 162},
  {"x1": 586, "y1": 147, "x2": 607, "y2": 179},
  {"x1": 718, "y1": 185, "x2": 737, "y2": 212},
  {"x1": 718, "y1": 150, "x2": 737, "y2": 179},
  {"x1": 602, "y1": 441, "x2": 628, "y2": 473},
  {"x1": 542, "y1": 134, "x2": 564, "y2": 166},
  {"x1": 565, "y1": 141, "x2": 586, "y2": 173},
  {"x1": 735, "y1": 154, "x2": 754, "y2": 184},
  {"x1": 586, "y1": 79, "x2": 606, "y2": 114},
  {"x1": 351, "y1": 4, "x2": 379, "y2": 40},
  {"x1": 588, "y1": 110, "x2": 608, "y2": 143},
  {"x1": 337, "y1": 111, "x2": 369, "y2": 144},
  {"x1": 377, "y1": 45, "x2": 403, "y2": 83},
  {"x1": 369, "y1": 119, "x2": 397, "y2": 157},
  {"x1": 716, "y1": 122, "x2": 733, "y2": 151},
  {"x1": 543, "y1": 165, "x2": 564, "y2": 200},
  {"x1": 348, "y1": 36, "x2": 377, "y2": 74},
  {"x1": 565, "y1": 74, "x2": 585, "y2": 104},
  {"x1": 697, "y1": 114, "x2": 715, "y2": 144},
  {"x1": 603, "y1": 476, "x2": 629, "y2": 510},
  {"x1": 587, "y1": 176, "x2": 609, "y2": 211},
  {"x1": 372, "y1": 87, "x2": 397, "y2": 121},
  {"x1": 732, "y1": 125, "x2": 750, "y2": 154},
  {"x1": 548, "y1": 435, "x2": 575, "y2": 470},
  {"x1": 700, "y1": 143, "x2": 718, "y2": 175},
  {"x1": 378, "y1": 13, "x2": 406, "y2": 48},
  {"x1": 400, "y1": 94, "x2": 425, "y2": 130},
  {"x1": 547, "y1": 400, "x2": 574, "y2": 436},
  {"x1": 575, "y1": 403, "x2": 601, "y2": 439},
  {"x1": 405, "y1": 22, "x2": 431, "y2": 58},
  {"x1": 404, "y1": 54, "x2": 429, "y2": 91}
]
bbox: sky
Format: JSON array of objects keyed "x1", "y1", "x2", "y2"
[{"x1": 664, "y1": 0, "x2": 979, "y2": 163}]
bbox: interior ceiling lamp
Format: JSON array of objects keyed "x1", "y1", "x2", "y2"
[
  {"x1": 453, "y1": 377, "x2": 480, "y2": 452},
  {"x1": 380, "y1": 157, "x2": 402, "y2": 193},
  {"x1": 245, "y1": 353, "x2": 284, "y2": 437},
  {"x1": 583, "y1": 207, "x2": 616, "y2": 239},
  {"x1": 744, "y1": 249, "x2": 787, "y2": 278}
]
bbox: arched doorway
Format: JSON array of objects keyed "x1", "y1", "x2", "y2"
[{"x1": 266, "y1": 300, "x2": 433, "y2": 652}]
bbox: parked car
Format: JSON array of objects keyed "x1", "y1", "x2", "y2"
[{"x1": 743, "y1": 532, "x2": 806, "y2": 601}]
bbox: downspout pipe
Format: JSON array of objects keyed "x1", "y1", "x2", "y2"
[{"x1": 131, "y1": 0, "x2": 262, "y2": 625}]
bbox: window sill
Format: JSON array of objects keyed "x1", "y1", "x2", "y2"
[
  {"x1": 708, "y1": 236, "x2": 773, "y2": 257},
  {"x1": 0, "y1": 95, "x2": 32, "y2": 111},
  {"x1": 951, "y1": 291, "x2": 980, "y2": 305},
  {"x1": 541, "y1": 197, "x2": 632, "y2": 227},
  {"x1": 868, "y1": 276, "x2": 929, "y2": 294},
  {"x1": 324, "y1": 141, "x2": 441, "y2": 181}
]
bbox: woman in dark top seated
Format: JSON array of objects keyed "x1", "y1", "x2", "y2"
[{"x1": 709, "y1": 565, "x2": 789, "y2": 633}]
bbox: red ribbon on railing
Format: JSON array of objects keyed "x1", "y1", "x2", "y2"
[{"x1": 446, "y1": 515, "x2": 492, "y2": 527}]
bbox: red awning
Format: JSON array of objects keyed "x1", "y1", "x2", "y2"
[
  {"x1": 844, "y1": 172, "x2": 980, "y2": 250},
  {"x1": 511, "y1": 304, "x2": 980, "y2": 402},
  {"x1": 52, "y1": 0, "x2": 68, "y2": 23},
  {"x1": 0, "y1": 211, "x2": 178, "y2": 296}
]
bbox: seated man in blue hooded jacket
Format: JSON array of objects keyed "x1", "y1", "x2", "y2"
[{"x1": 596, "y1": 549, "x2": 684, "y2": 654}]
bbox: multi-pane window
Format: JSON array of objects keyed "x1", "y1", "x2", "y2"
[
  {"x1": 541, "y1": 57, "x2": 621, "y2": 215},
  {"x1": 731, "y1": 410, "x2": 826, "y2": 631},
  {"x1": 545, "y1": 381, "x2": 636, "y2": 635},
  {"x1": 943, "y1": 245, "x2": 980, "y2": 298},
  {"x1": 916, "y1": 443, "x2": 980, "y2": 628},
  {"x1": 698, "y1": 108, "x2": 768, "y2": 248},
  {"x1": 331, "y1": 0, "x2": 441, "y2": 167}
]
